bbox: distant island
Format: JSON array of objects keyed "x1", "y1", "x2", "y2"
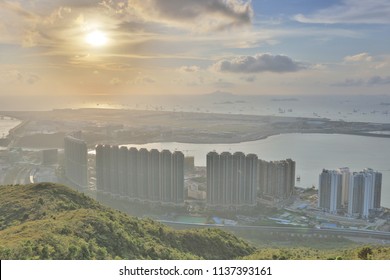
[{"x1": 271, "y1": 98, "x2": 299, "y2": 102}]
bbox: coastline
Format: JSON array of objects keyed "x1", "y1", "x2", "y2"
[
  {"x1": 0, "y1": 116, "x2": 22, "y2": 147},
  {"x1": 2, "y1": 108, "x2": 390, "y2": 148}
]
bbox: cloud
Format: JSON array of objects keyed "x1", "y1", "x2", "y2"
[
  {"x1": 367, "y1": 75, "x2": 390, "y2": 86},
  {"x1": 179, "y1": 65, "x2": 201, "y2": 73},
  {"x1": 332, "y1": 75, "x2": 390, "y2": 87},
  {"x1": 214, "y1": 78, "x2": 235, "y2": 88},
  {"x1": 128, "y1": 75, "x2": 156, "y2": 85},
  {"x1": 0, "y1": 69, "x2": 40, "y2": 85},
  {"x1": 294, "y1": 0, "x2": 390, "y2": 24},
  {"x1": 0, "y1": 1, "x2": 75, "y2": 48},
  {"x1": 0, "y1": 0, "x2": 37, "y2": 20},
  {"x1": 121, "y1": 0, "x2": 253, "y2": 31},
  {"x1": 102, "y1": 63, "x2": 134, "y2": 71},
  {"x1": 109, "y1": 77, "x2": 122, "y2": 85},
  {"x1": 141, "y1": 77, "x2": 156, "y2": 84},
  {"x1": 241, "y1": 76, "x2": 256, "y2": 82},
  {"x1": 212, "y1": 53, "x2": 304, "y2": 73},
  {"x1": 344, "y1": 53, "x2": 373, "y2": 63},
  {"x1": 332, "y1": 78, "x2": 364, "y2": 87}
]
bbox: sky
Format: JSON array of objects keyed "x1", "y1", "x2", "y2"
[{"x1": 0, "y1": 0, "x2": 390, "y2": 96}]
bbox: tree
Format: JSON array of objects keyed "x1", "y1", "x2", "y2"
[{"x1": 357, "y1": 247, "x2": 372, "y2": 260}]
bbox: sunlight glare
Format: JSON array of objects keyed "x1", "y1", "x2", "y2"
[{"x1": 85, "y1": 30, "x2": 108, "y2": 47}]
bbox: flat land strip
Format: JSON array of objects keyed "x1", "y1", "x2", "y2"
[{"x1": 2, "y1": 108, "x2": 390, "y2": 148}]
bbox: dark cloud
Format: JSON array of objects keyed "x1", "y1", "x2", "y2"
[
  {"x1": 149, "y1": 0, "x2": 252, "y2": 22},
  {"x1": 213, "y1": 54, "x2": 304, "y2": 73},
  {"x1": 128, "y1": 0, "x2": 253, "y2": 31}
]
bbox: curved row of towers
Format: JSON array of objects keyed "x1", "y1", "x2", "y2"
[{"x1": 63, "y1": 134, "x2": 296, "y2": 208}]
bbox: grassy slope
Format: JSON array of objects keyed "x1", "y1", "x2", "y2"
[
  {"x1": 0, "y1": 183, "x2": 389, "y2": 260},
  {"x1": 242, "y1": 246, "x2": 390, "y2": 260},
  {"x1": 0, "y1": 183, "x2": 255, "y2": 260}
]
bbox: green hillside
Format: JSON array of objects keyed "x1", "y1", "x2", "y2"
[
  {"x1": 0, "y1": 183, "x2": 255, "y2": 260},
  {"x1": 242, "y1": 246, "x2": 390, "y2": 260},
  {"x1": 0, "y1": 183, "x2": 389, "y2": 260}
]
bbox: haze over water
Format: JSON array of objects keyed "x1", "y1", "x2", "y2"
[{"x1": 1, "y1": 94, "x2": 390, "y2": 123}]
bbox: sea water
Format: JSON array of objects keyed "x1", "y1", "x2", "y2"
[
  {"x1": 0, "y1": 116, "x2": 21, "y2": 150},
  {"x1": 0, "y1": 94, "x2": 390, "y2": 123},
  {"x1": 123, "y1": 133, "x2": 390, "y2": 208}
]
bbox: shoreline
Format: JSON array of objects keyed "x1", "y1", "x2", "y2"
[
  {"x1": 116, "y1": 130, "x2": 390, "y2": 146},
  {"x1": 0, "y1": 108, "x2": 390, "y2": 148}
]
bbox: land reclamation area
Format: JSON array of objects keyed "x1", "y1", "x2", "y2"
[{"x1": 2, "y1": 108, "x2": 390, "y2": 149}]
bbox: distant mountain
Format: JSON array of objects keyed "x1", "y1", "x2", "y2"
[
  {"x1": 203, "y1": 90, "x2": 235, "y2": 97},
  {"x1": 0, "y1": 183, "x2": 255, "y2": 260}
]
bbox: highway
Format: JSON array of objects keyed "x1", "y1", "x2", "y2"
[{"x1": 159, "y1": 220, "x2": 390, "y2": 240}]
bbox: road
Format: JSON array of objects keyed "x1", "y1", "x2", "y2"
[{"x1": 159, "y1": 220, "x2": 390, "y2": 240}]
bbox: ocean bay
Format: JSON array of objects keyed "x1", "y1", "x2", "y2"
[
  {"x1": 123, "y1": 133, "x2": 390, "y2": 208},
  {"x1": 0, "y1": 116, "x2": 20, "y2": 138}
]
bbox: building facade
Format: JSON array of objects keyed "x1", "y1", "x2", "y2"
[
  {"x1": 318, "y1": 169, "x2": 343, "y2": 214},
  {"x1": 64, "y1": 135, "x2": 88, "y2": 189},
  {"x1": 258, "y1": 159, "x2": 295, "y2": 200},
  {"x1": 338, "y1": 167, "x2": 350, "y2": 207},
  {"x1": 96, "y1": 145, "x2": 184, "y2": 205},
  {"x1": 41, "y1": 149, "x2": 58, "y2": 165},
  {"x1": 348, "y1": 168, "x2": 382, "y2": 218},
  {"x1": 206, "y1": 151, "x2": 258, "y2": 208}
]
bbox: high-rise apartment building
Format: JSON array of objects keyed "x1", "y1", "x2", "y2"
[
  {"x1": 137, "y1": 148, "x2": 148, "y2": 200},
  {"x1": 96, "y1": 145, "x2": 184, "y2": 205},
  {"x1": 149, "y1": 149, "x2": 160, "y2": 202},
  {"x1": 127, "y1": 147, "x2": 138, "y2": 197},
  {"x1": 172, "y1": 151, "x2": 185, "y2": 204},
  {"x1": 258, "y1": 159, "x2": 295, "y2": 200},
  {"x1": 338, "y1": 167, "x2": 350, "y2": 207},
  {"x1": 348, "y1": 168, "x2": 382, "y2": 218},
  {"x1": 118, "y1": 146, "x2": 128, "y2": 197},
  {"x1": 318, "y1": 169, "x2": 342, "y2": 214},
  {"x1": 64, "y1": 134, "x2": 88, "y2": 189},
  {"x1": 41, "y1": 149, "x2": 58, "y2": 165},
  {"x1": 317, "y1": 167, "x2": 382, "y2": 218},
  {"x1": 206, "y1": 151, "x2": 258, "y2": 208}
]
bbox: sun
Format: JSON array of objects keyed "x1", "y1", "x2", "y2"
[{"x1": 85, "y1": 30, "x2": 108, "y2": 47}]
